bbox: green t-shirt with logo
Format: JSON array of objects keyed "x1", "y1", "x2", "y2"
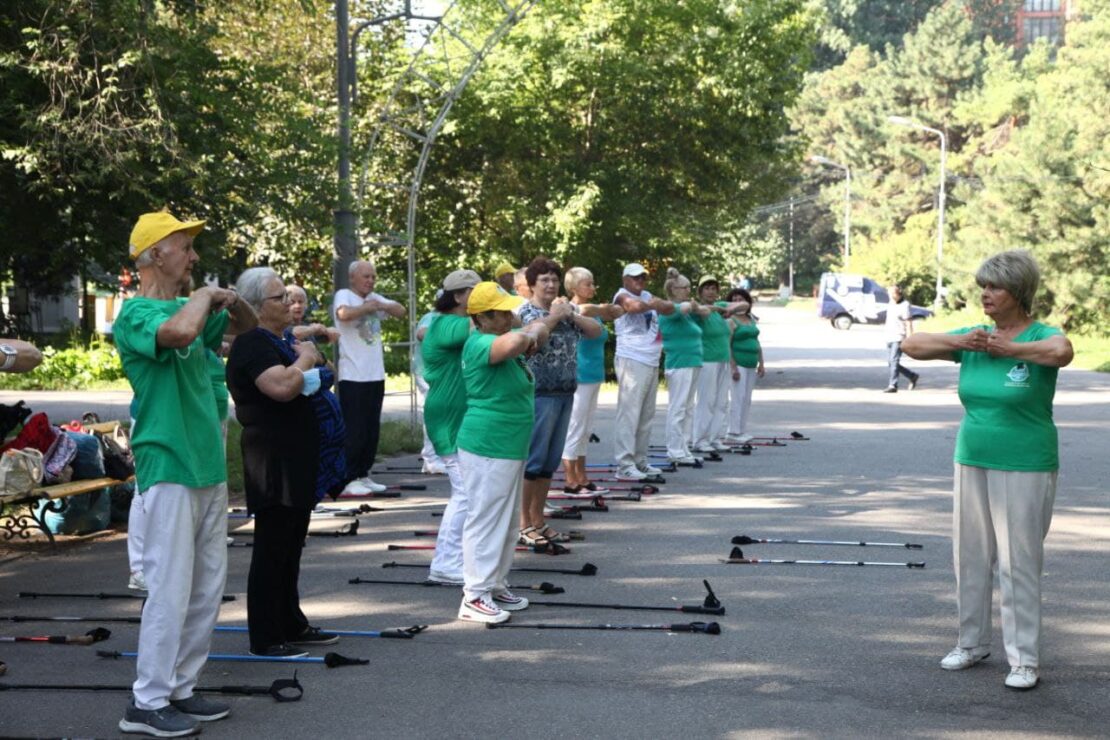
[
  {"x1": 206, "y1": 349, "x2": 229, "y2": 422},
  {"x1": 950, "y1": 322, "x2": 1062, "y2": 471},
  {"x1": 729, "y1": 319, "x2": 761, "y2": 368},
  {"x1": 422, "y1": 313, "x2": 472, "y2": 456},
  {"x1": 114, "y1": 297, "x2": 230, "y2": 493},
  {"x1": 457, "y1": 331, "x2": 535, "y2": 461},
  {"x1": 694, "y1": 305, "x2": 730, "y2": 364},
  {"x1": 658, "y1": 311, "x2": 704, "y2": 370}
]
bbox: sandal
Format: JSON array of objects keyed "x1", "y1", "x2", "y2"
[
  {"x1": 562, "y1": 484, "x2": 586, "y2": 493},
  {"x1": 538, "y1": 525, "x2": 571, "y2": 544},
  {"x1": 518, "y1": 526, "x2": 550, "y2": 547}
]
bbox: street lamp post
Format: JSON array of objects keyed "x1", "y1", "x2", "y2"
[
  {"x1": 888, "y1": 115, "x2": 947, "y2": 309},
  {"x1": 811, "y1": 155, "x2": 852, "y2": 268}
]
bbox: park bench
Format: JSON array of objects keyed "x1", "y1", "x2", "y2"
[{"x1": 0, "y1": 422, "x2": 133, "y2": 548}]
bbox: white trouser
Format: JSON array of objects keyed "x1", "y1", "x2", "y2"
[
  {"x1": 416, "y1": 378, "x2": 442, "y2": 469},
  {"x1": 563, "y1": 382, "x2": 601, "y2": 459},
  {"x1": 692, "y1": 362, "x2": 730, "y2": 448},
  {"x1": 613, "y1": 357, "x2": 658, "y2": 470},
  {"x1": 430, "y1": 454, "x2": 466, "y2": 578},
  {"x1": 459, "y1": 450, "x2": 524, "y2": 601},
  {"x1": 953, "y1": 463, "x2": 1057, "y2": 668},
  {"x1": 664, "y1": 367, "x2": 700, "y2": 459},
  {"x1": 727, "y1": 366, "x2": 757, "y2": 437},
  {"x1": 133, "y1": 482, "x2": 229, "y2": 709}
]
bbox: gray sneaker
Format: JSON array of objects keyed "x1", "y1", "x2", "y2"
[
  {"x1": 119, "y1": 701, "x2": 200, "y2": 737},
  {"x1": 171, "y1": 694, "x2": 230, "y2": 721}
]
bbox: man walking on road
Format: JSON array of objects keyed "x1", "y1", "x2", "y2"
[
  {"x1": 883, "y1": 284, "x2": 920, "y2": 393},
  {"x1": 334, "y1": 260, "x2": 406, "y2": 494},
  {"x1": 114, "y1": 211, "x2": 257, "y2": 737}
]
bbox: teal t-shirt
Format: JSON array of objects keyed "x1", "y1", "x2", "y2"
[
  {"x1": 206, "y1": 349, "x2": 229, "y2": 422},
  {"x1": 576, "y1": 317, "x2": 609, "y2": 385},
  {"x1": 457, "y1": 331, "x2": 535, "y2": 461},
  {"x1": 422, "y1": 313, "x2": 471, "y2": 456},
  {"x1": 950, "y1": 322, "x2": 1062, "y2": 471},
  {"x1": 114, "y1": 297, "x2": 229, "y2": 493},
  {"x1": 729, "y1": 319, "x2": 761, "y2": 368},
  {"x1": 696, "y1": 305, "x2": 730, "y2": 364},
  {"x1": 659, "y1": 311, "x2": 704, "y2": 370}
]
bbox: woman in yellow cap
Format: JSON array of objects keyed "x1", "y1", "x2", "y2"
[{"x1": 456, "y1": 282, "x2": 549, "y2": 623}]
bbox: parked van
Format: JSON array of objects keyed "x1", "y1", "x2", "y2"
[{"x1": 817, "y1": 272, "x2": 933, "y2": 330}]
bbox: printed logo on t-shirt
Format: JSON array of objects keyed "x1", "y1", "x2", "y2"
[
  {"x1": 1005, "y1": 362, "x2": 1030, "y2": 387},
  {"x1": 357, "y1": 315, "x2": 381, "y2": 346}
]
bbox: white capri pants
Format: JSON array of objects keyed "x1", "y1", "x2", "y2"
[
  {"x1": 459, "y1": 449, "x2": 524, "y2": 601},
  {"x1": 727, "y1": 366, "x2": 757, "y2": 438},
  {"x1": 563, "y1": 382, "x2": 601, "y2": 459},
  {"x1": 692, "y1": 361, "x2": 729, "y2": 449},
  {"x1": 953, "y1": 463, "x2": 1057, "y2": 669},
  {"x1": 613, "y1": 357, "x2": 659, "y2": 470},
  {"x1": 664, "y1": 366, "x2": 700, "y2": 460},
  {"x1": 133, "y1": 481, "x2": 228, "y2": 710},
  {"x1": 429, "y1": 453, "x2": 466, "y2": 579}
]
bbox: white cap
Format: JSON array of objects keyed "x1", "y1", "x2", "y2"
[{"x1": 622, "y1": 262, "x2": 648, "y2": 277}]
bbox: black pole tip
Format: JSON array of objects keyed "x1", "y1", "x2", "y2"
[
  {"x1": 731, "y1": 535, "x2": 755, "y2": 545},
  {"x1": 729, "y1": 546, "x2": 744, "y2": 559},
  {"x1": 323, "y1": 652, "x2": 369, "y2": 668},
  {"x1": 580, "y1": 563, "x2": 598, "y2": 576},
  {"x1": 86, "y1": 627, "x2": 112, "y2": 642}
]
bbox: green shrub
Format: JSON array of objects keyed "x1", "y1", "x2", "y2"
[{"x1": 0, "y1": 339, "x2": 125, "y2": 390}]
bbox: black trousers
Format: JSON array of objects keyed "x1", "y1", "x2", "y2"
[
  {"x1": 247, "y1": 506, "x2": 311, "y2": 651},
  {"x1": 338, "y1": 379, "x2": 385, "y2": 480}
]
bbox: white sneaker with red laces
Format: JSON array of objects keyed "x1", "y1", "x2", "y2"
[
  {"x1": 458, "y1": 593, "x2": 509, "y2": 624},
  {"x1": 492, "y1": 589, "x2": 529, "y2": 611}
]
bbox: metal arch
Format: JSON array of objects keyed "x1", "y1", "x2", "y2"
[{"x1": 355, "y1": 0, "x2": 540, "y2": 429}]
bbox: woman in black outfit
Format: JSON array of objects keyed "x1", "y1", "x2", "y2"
[{"x1": 227, "y1": 267, "x2": 346, "y2": 657}]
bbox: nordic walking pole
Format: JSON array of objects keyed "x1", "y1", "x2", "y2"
[
  {"x1": 0, "y1": 675, "x2": 305, "y2": 702},
  {"x1": 18, "y1": 592, "x2": 235, "y2": 602},
  {"x1": 411, "y1": 529, "x2": 585, "y2": 542},
  {"x1": 720, "y1": 547, "x2": 925, "y2": 568},
  {"x1": 387, "y1": 542, "x2": 571, "y2": 555},
  {"x1": 0, "y1": 627, "x2": 111, "y2": 645},
  {"x1": 487, "y1": 621, "x2": 720, "y2": 635},
  {"x1": 348, "y1": 577, "x2": 564, "y2": 595},
  {"x1": 548, "y1": 492, "x2": 640, "y2": 502},
  {"x1": 527, "y1": 581, "x2": 724, "y2": 616},
  {"x1": 215, "y1": 624, "x2": 427, "y2": 639},
  {"x1": 381, "y1": 560, "x2": 596, "y2": 577},
  {"x1": 98, "y1": 649, "x2": 368, "y2": 668},
  {"x1": 1, "y1": 615, "x2": 141, "y2": 624},
  {"x1": 732, "y1": 535, "x2": 924, "y2": 549},
  {"x1": 552, "y1": 484, "x2": 659, "y2": 495}
]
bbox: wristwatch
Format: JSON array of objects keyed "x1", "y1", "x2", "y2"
[{"x1": 0, "y1": 344, "x2": 17, "y2": 371}]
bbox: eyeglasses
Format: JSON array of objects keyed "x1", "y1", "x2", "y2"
[{"x1": 264, "y1": 293, "x2": 292, "y2": 305}]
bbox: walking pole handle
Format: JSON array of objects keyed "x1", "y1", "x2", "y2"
[
  {"x1": 669, "y1": 622, "x2": 721, "y2": 635},
  {"x1": 679, "y1": 605, "x2": 726, "y2": 616}
]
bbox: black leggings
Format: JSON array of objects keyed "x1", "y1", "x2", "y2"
[
  {"x1": 338, "y1": 380, "x2": 385, "y2": 480},
  {"x1": 247, "y1": 506, "x2": 312, "y2": 651}
]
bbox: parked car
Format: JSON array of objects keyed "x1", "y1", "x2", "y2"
[{"x1": 817, "y1": 272, "x2": 933, "y2": 330}]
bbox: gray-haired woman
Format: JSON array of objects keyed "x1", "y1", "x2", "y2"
[{"x1": 902, "y1": 249, "x2": 1073, "y2": 691}]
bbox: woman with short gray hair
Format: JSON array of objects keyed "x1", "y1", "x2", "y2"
[{"x1": 902, "y1": 249, "x2": 1073, "y2": 691}]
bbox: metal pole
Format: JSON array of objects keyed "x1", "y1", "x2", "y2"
[
  {"x1": 788, "y1": 198, "x2": 795, "y2": 297},
  {"x1": 334, "y1": 0, "x2": 358, "y2": 292},
  {"x1": 843, "y1": 168, "x2": 851, "y2": 269},
  {"x1": 935, "y1": 131, "x2": 947, "y2": 309}
]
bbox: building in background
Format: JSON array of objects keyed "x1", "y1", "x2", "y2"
[{"x1": 1015, "y1": 1, "x2": 1081, "y2": 46}]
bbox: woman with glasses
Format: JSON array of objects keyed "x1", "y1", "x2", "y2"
[
  {"x1": 725, "y1": 287, "x2": 764, "y2": 445},
  {"x1": 226, "y1": 267, "x2": 345, "y2": 656},
  {"x1": 658, "y1": 268, "x2": 708, "y2": 464}
]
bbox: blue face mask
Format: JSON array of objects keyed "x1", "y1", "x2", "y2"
[{"x1": 300, "y1": 367, "x2": 322, "y2": 396}]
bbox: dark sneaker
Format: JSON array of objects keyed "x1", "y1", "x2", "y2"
[
  {"x1": 170, "y1": 695, "x2": 230, "y2": 722},
  {"x1": 288, "y1": 626, "x2": 339, "y2": 646},
  {"x1": 119, "y1": 701, "x2": 200, "y2": 737},
  {"x1": 883, "y1": 386, "x2": 898, "y2": 393},
  {"x1": 908, "y1": 374, "x2": 919, "y2": 391},
  {"x1": 249, "y1": 643, "x2": 309, "y2": 658}
]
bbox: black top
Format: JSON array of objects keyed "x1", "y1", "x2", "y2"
[{"x1": 226, "y1": 328, "x2": 319, "y2": 513}]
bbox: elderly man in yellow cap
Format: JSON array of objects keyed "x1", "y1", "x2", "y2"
[
  {"x1": 494, "y1": 262, "x2": 516, "y2": 294},
  {"x1": 113, "y1": 211, "x2": 257, "y2": 737}
]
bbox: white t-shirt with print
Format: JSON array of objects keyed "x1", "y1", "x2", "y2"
[
  {"x1": 613, "y1": 287, "x2": 662, "y2": 367},
  {"x1": 333, "y1": 289, "x2": 400, "y2": 382},
  {"x1": 885, "y1": 299, "x2": 912, "y2": 342}
]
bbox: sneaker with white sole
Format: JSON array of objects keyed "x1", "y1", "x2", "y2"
[
  {"x1": 119, "y1": 701, "x2": 199, "y2": 737},
  {"x1": 692, "y1": 444, "x2": 717, "y2": 455},
  {"x1": 636, "y1": 463, "x2": 664, "y2": 476},
  {"x1": 492, "y1": 589, "x2": 529, "y2": 611},
  {"x1": 1004, "y1": 666, "x2": 1039, "y2": 690},
  {"x1": 343, "y1": 479, "x2": 385, "y2": 495},
  {"x1": 169, "y1": 695, "x2": 230, "y2": 722},
  {"x1": 128, "y1": 571, "x2": 148, "y2": 592},
  {"x1": 616, "y1": 466, "x2": 647, "y2": 481},
  {"x1": 940, "y1": 646, "x2": 991, "y2": 671},
  {"x1": 427, "y1": 570, "x2": 464, "y2": 586},
  {"x1": 288, "y1": 626, "x2": 339, "y2": 646},
  {"x1": 669, "y1": 455, "x2": 700, "y2": 465},
  {"x1": 735, "y1": 434, "x2": 754, "y2": 444},
  {"x1": 712, "y1": 441, "x2": 731, "y2": 452},
  {"x1": 357, "y1": 477, "x2": 387, "y2": 493},
  {"x1": 458, "y1": 593, "x2": 509, "y2": 624},
  {"x1": 421, "y1": 462, "x2": 447, "y2": 475}
]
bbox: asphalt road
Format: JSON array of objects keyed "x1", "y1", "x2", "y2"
[{"x1": 2, "y1": 305, "x2": 1108, "y2": 738}]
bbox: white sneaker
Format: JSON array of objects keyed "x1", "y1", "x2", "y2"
[
  {"x1": 1004, "y1": 666, "x2": 1039, "y2": 690},
  {"x1": 427, "y1": 570, "x2": 464, "y2": 586},
  {"x1": 712, "y1": 441, "x2": 731, "y2": 452},
  {"x1": 669, "y1": 456, "x2": 699, "y2": 465},
  {"x1": 128, "y1": 571, "x2": 147, "y2": 592},
  {"x1": 940, "y1": 646, "x2": 991, "y2": 671},
  {"x1": 616, "y1": 466, "x2": 647, "y2": 482},
  {"x1": 637, "y1": 463, "x2": 664, "y2": 476},
  {"x1": 735, "y1": 434, "x2": 754, "y2": 444},
  {"x1": 357, "y1": 477, "x2": 388, "y2": 493},
  {"x1": 458, "y1": 593, "x2": 509, "y2": 624},
  {"x1": 692, "y1": 444, "x2": 716, "y2": 455},
  {"x1": 421, "y1": 462, "x2": 447, "y2": 475},
  {"x1": 344, "y1": 479, "x2": 387, "y2": 495},
  {"x1": 492, "y1": 589, "x2": 529, "y2": 611}
]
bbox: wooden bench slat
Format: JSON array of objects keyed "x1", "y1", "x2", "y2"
[{"x1": 34, "y1": 476, "x2": 135, "y2": 500}]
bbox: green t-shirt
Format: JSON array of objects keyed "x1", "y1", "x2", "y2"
[
  {"x1": 950, "y1": 322, "x2": 1062, "y2": 471},
  {"x1": 422, "y1": 313, "x2": 471, "y2": 456},
  {"x1": 206, "y1": 349, "x2": 229, "y2": 422},
  {"x1": 114, "y1": 297, "x2": 229, "y2": 493},
  {"x1": 696, "y1": 305, "x2": 730, "y2": 364},
  {"x1": 729, "y1": 319, "x2": 761, "y2": 368},
  {"x1": 658, "y1": 311, "x2": 704, "y2": 370},
  {"x1": 457, "y1": 331, "x2": 535, "y2": 461}
]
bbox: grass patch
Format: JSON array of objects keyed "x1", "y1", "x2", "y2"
[{"x1": 378, "y1": 419, "x2": 423, "y2": 457}]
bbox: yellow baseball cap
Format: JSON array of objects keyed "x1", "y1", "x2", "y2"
[
  {"x1": 129, "y1": 211, "x2": 206, "y2": 259},
  {"x1": 467, "y1": 282, "x2": 524, "y2": 314},
  {"x1": 494, "y1": 261, "x2": 516, "y2": 278}
]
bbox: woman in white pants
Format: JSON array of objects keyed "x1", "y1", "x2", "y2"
[
  {"x1": 456, "y1": 282, "x2": 548, "y2": 624},
  {"x1": 691, "y1": 276, "x2": 733, "y2": 453},
  {"x1": 725, "y1": 288, "x2": 763, "y2": 444},
  {"x1": 657, "y1": 268, "x2": 707, "y2": 464},
  {"x1": 902, "y1": 249, "x2": 1072, "y2": 691},
  {"x1": 560, "y1": 267, "x2": 623, "y2": 493}
]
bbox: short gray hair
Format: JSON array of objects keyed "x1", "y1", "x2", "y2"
[
  {"x1": 348, "y1": 259, "x2": 374, "y2": 278},
  {"x1": 236, "y1": 267, "x2": 281, "y2": 310},
  {"x1": 285, "y1": 284, "x2": 308, "y2": 301},
  {"x1": 564, "y1": 266, "x2": 593, "y2": 294},
  {"x1": 975, "y1": 249, "x2": 1040, "y2": 314}
]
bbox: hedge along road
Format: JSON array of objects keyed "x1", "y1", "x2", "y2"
[{"x1": 1, "y1": 305, "x2": 1109, "y2": 737}]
